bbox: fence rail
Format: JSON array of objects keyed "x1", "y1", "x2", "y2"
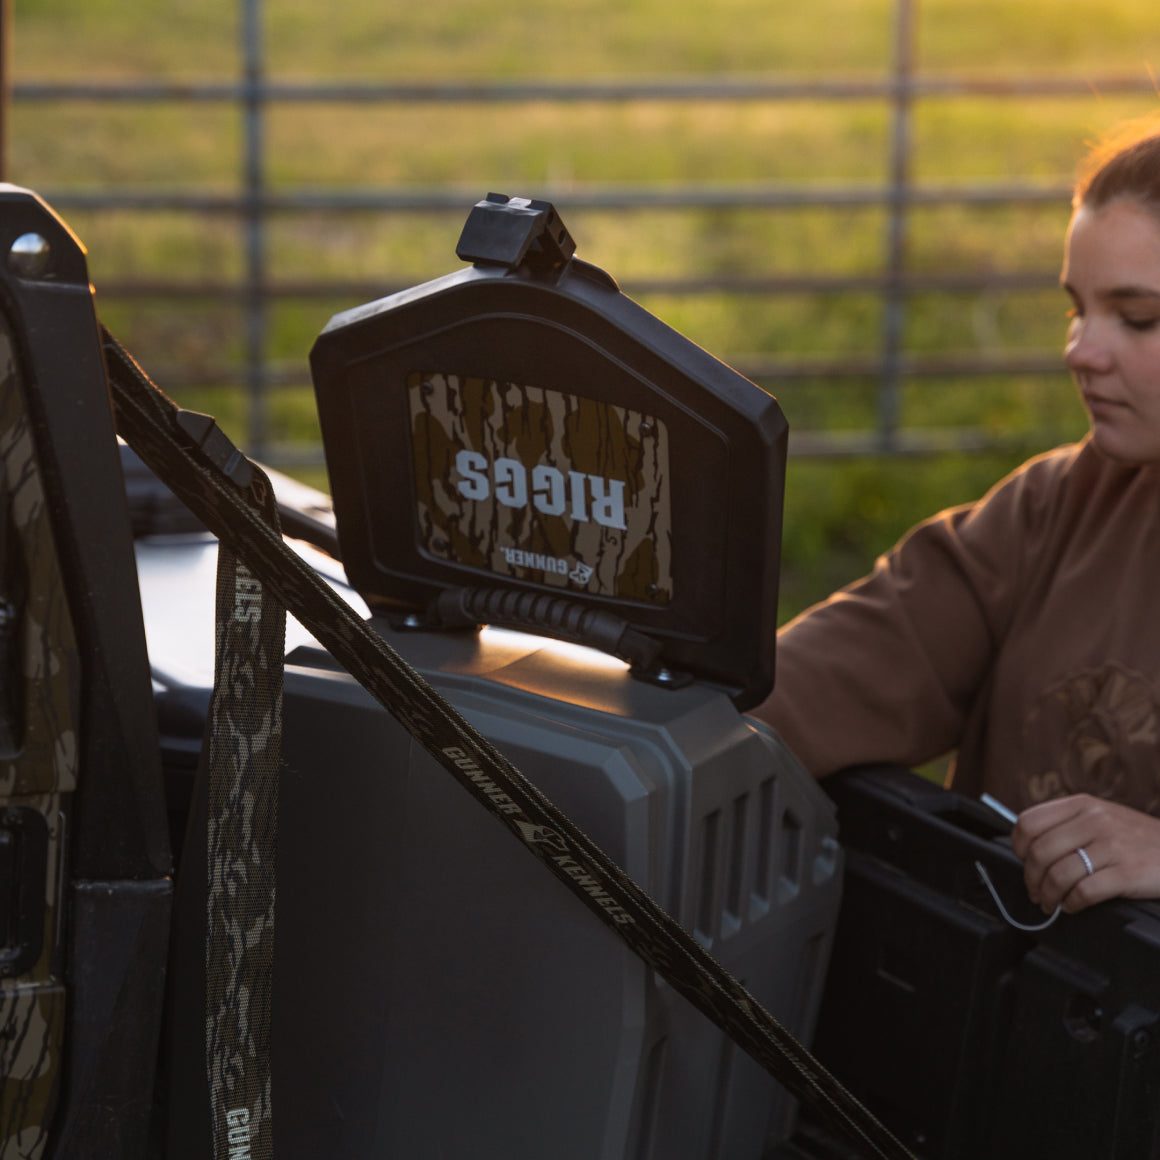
[
  {"x1": 1, "y1": 0, "x2": 1127, "y2": 463},
  {"x1": 14, "y1": 74, "x2": 1160, "y2": 103},
  {"x1": 34, "y1": 179, "x2": 1074, "y2": 213}
]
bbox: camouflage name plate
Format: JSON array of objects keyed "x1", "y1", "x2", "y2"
[{"x1": 409, "y1": 372, "x2": 672, "y2": 604}]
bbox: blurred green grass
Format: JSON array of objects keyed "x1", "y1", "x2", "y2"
[{"x1": 7, "y1": 0, "x2": 1156, "y2": 618}]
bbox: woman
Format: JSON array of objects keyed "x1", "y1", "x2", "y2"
[{"x1": 753, "y1": 117, "x2": 1160, "y2": 919}]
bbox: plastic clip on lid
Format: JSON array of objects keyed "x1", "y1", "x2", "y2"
[{"x1": 455, "y1": 193, "x2": 577, "y2": 273}]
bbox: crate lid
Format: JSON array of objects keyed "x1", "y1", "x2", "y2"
[{"x1": 310, "y1": 194, "x2": 787, "y2": 709}]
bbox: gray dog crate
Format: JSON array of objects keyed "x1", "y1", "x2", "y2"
[
  {"x1": 151, "y1": 546, "x2": 841, "y2": 1159},
  {"x1": 157, "y1": 192, "x2": 843, "y2": 1159}
]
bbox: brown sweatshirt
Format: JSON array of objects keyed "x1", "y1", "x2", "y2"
[{"x1": 753, "y1": 437, "x2": 1160, "y2": 815}]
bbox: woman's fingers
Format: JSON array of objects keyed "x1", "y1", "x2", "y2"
[
  {"x1": 1023, "y1": 822, "x2": 1096, "y2": 907},
  {"x1": 1009, "y1": 794, "x2": 1087, "y2": 858},
  {"x1": 1031, "y1": 841, "x2": 1109, "y2": 913},
  {"x1": 1011, "y1": 794, "x2": 1160, "y2": 914}
]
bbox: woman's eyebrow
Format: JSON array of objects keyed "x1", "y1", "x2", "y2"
[
  {"x1": 1102, "y1": 286, "x2": 1160, "y2": 302},
  {"x1": 1061, "y1": 281, "x2": 1160, "y2": 302}
]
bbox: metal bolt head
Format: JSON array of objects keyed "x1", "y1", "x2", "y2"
[{"x1": 8, "y1": 233, "x2": 51, "y2": 278}]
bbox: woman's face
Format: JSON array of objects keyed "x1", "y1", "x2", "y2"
[{"x1": 1062, "y1": 197, "x2": 1160, "y2": 464}]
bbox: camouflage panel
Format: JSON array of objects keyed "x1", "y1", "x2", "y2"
[
  {"x1": 409, "y1": 371, "x2": 673, "y2": 603},
  {"x1": 0, "y1": 980, "x2": 66, "y2": 1159},
  {"x1": 0, "y1": 324, "x2": 81, "y2": 1158}
]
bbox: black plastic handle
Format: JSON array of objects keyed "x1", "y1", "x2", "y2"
[{"x1": 431, "y1": 586, "x2": 662, "y2": 672}]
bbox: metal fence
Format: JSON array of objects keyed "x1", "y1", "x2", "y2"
[{"x1": 3, "y1": 0, "x2": 1158, "y2": 464}]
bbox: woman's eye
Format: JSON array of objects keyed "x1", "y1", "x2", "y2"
[{"x1": 1122, "y1": 316, "x2": 1160, "y2": 332}]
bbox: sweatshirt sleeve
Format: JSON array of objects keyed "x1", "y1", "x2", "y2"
[{"x1": 751, "y1": 449, "x2": 1072, "y2": 776}]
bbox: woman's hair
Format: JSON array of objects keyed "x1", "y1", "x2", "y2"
[{"x1": 1074, "y1": 114, "x2": 1160, "y2": 214}]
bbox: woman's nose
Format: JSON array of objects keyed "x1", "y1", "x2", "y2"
[{"x1": 1064, "y1": 319, "x2": 1114, "y2": 375}]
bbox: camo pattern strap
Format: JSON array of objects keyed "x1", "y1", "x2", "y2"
[{"x1": 204, "y1": 468, "x2": 284, "y2": 1160}]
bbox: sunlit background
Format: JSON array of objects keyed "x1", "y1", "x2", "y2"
[{"x1": 5, "y1": 0, "x2": 1160, "y2": 617}]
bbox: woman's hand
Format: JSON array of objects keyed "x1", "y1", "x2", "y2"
[{"x1": 1011, "y1": 794, "x2": 1160, "y2": 914}]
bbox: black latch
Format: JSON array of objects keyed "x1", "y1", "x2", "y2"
[
  {"x1": 455, "y1": 193, "x2": 577, "y2": 275},
  {"x1": 173, "y1": 408, "x2": 255, "y2": 490}
]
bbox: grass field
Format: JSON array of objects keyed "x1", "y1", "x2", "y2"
[{"x1": 9, "y1": 0, "x2": 1160, "y2": 618}]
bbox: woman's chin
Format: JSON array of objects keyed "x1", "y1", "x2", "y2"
[{"x1": 1090, "y1": 424, "x2": 1160, "y2": 466}]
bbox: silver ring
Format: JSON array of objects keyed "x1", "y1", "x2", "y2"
[{"x1": 1076, "y1": 846, "x2": 1095, "y2": 876}]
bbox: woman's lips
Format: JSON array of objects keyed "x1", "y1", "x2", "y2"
[{"x1": 1084, "y1": 393, "x2": 1129, "y2": 414}]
